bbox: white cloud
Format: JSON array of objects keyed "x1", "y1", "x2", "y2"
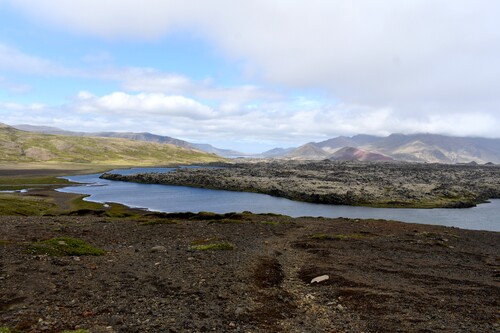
[
  {"x1": 0, "y1": 76, "x2": 31, "y2": 93},
  {"x1": 0, "y1": 43, "x2": 75, "y2": 75},
  {"x1": 3, "y1": 93, "x2": 500, "y2": 152},
  {"x1": 116, "y1": 68, "x2": 280, "y2": 105},
  {"x1": 73, "y1": 91, "x2": 215, "y2": 119},
  {"x1": 9, "y1": 1, "x2": 500, "y2": 102}
]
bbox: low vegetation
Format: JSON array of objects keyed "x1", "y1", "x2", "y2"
[
  {"x1": 189, "y1": 242, "x2": 234, "y2": 251},
  {"x1": 0, "y1": 194, "x2": 57, "y2": 216},
  {"x1": 27, "y1": 237, "x2": 105, "y2": 256}
]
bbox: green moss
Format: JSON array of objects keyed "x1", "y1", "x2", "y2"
[
  {"x1": 27, "y1": 237, "x2": 105, "y2": 256},
  {"x1": 0, "y1": 194, "x2": 57, "y2": 215},
  {"x1": 190, "y1": 242, "x2": 234, "y2": 251},
  {"x1": 0, "y1": 176, "x2": 73, "y2": 191},
  {"x1": 0, "y1": 239, "x2": 11, "y2": 246},
  {"x1": 334, "y1": 233, "x2": 368, "y2": 240},
  {"x1": 310, "y1": 233, "x2": 332, "y2": 240},
  {"x1": 0, "y1": 326, "x2": 11, "y2": 333},
  {"x1": 68, "y1": 196, "x2": 105, "y2": 211}
]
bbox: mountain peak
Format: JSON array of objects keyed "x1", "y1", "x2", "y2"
[{"x1": 328, "y1": 147, "x2": 393, "y2": 162}]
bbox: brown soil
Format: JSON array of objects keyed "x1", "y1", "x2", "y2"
[{"x1": 1, "y1": 213, "x2": 499, "y2": 333}]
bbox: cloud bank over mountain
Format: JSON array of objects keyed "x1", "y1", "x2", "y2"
[{"x1": 1, "y1": 1, "x2": 500, "y2": 151}]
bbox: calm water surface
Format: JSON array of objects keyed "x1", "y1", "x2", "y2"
[{"x1": 57, "y1": 167, "x2": 500, "y2": 232}]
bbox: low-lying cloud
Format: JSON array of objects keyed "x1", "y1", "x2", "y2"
[{"x1": 75, "y1": 91, "x2": 215, "y2": 119}]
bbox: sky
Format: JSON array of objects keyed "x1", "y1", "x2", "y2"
[{"x1": 1, "y1": 1, "x2": 499, "y2": 153}]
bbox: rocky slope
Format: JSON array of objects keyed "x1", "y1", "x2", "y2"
[
  {"x1": 328, "y1": 147, "x2": 393, "y2": 162},
  {"x1": 101, "y1": 161, "x2": 500, "y2": 208}
]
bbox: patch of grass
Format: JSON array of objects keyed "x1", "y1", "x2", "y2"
[
  {"x1": 68, "y1": 196, "x2": 106, "y2": 211},
  {"x1": 334, "y1": 233, "x2": 368, "y2": 240},
  {"x1": 190, "y1": 242, "x2": 234, "y2": 251},
  {"x1": 0, "y1": 326, "x2": 11, "y2": 333},
  {"x1": 66, "y1": 196, "x2": 141, "y2": 218},
  {"x1": 0, "y1": 194, "x2": 57, "y2": 215},
  {"x1": 310, "y1": 233, "x2": 332, "y2": 240},
  {"x1": 27, "y1": 237, "x2": 105, "y2": 256},
  {"x1": 0, "y1": 176, "x2": 73, "y2": 191}
]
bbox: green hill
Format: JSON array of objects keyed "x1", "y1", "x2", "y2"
[{"x1": 0, "y1": 123, "x2": 222, "y2": 166}]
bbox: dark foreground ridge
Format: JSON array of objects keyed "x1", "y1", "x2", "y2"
[
  {"x1": 101, "y1": 161, "x2": 500, "y2": 208},
  {"x1": 1, "y1": 212, "x2": 499, "y2": 332}
]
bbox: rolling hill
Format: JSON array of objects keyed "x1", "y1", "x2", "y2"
[
  {"x1": 0, "y1": 123, "x2": 222, "y2": 166},
  {"x1": 13, "y1": 124, "x2": 244, "y2": 158}
]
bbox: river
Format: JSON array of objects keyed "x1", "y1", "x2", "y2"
[{"x1": 57, "y1": 167, "x2": 500, "y2": 232}]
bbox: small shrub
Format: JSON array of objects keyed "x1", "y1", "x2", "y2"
[{"x1": 28, "y1": 237, "x2": 105, "y2": 256}]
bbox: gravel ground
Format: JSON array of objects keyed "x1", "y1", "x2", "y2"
[{"x1": 1, "y1": 213, "x2": 499, "y2": 332}]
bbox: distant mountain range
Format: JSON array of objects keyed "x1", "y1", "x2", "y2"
[
  {"x1": 13, "y1": 124, "x2": 245, "y2": 158},
  {"x1": 10, "y1": 124, "x2": 500, "y2": 164},
  {"x1": 271, "y1": 133, "x2": 500, "y2": 164}
]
